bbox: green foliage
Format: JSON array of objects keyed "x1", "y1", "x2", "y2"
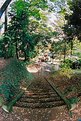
[
  {"x1": 11, "y1": 0, "x2": 29, "y2": 16},
  {"x1": 0, "y1": 82, "x2": 15, "y2": 101},
  {"x1": 68, "y1": 97, "x2": 79, "y2": 104},
  {"x1": 52, "y1": 65, "x2": 73, "y2": 79},
  {"x1": 50, "y1": 39, "x2": 70, "y2": 59},
  {"x1": 61, "y1": 59, "x2": 73, "y2": 68},
  {"x1": 1, "y1": 59, "x2": 33, "y2": 82},
  {"x1": 30, "y1": 0, "x2": 48, "y2": 10},
  {"x1": 50, "y1": 0, "x2": 57, "y2": 2},
  {"x1": 59, "y1": 59, "x2": 73, "y2": 78},
  {"x1": 64, "y1": 0, "x2": 81, "y2": 41},
  {"x1": 78, "y1": 59, "x2": 81, "y2": 65},
  {"x1": 59, "y1": 67, "x2": 73, "y2": 78},
  {"x1": 51, "y1": 41, "x2": 62, "y2": 54},
  {"x1": 2, "y1": 0, "x2": 48, "y2": 60},
  {"x1": 63, "y1": 24, "x2": 76, "y2": 41},
  {"x1": 0, "y1": 34, "x2": 16, "y2": 58},
  {"x1": 0, "y1": 59, "x2": 33, "y2": 101}
]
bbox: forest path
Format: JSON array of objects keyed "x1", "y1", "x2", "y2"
[{"x1": 0, "y1": 59, "x2": 81, "y2": 121}]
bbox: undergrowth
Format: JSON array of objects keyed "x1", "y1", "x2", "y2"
[
  {"x1": 52, "y1": 67, "x2": 73, "y2": 80},
  {"x1": 0, "y1": 58, "x2": 34, "y2": 101}
]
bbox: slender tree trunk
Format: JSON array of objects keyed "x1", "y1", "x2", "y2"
[
  {"x1": 24, "y1": 50, "x2": 30, "y2": 61},
  {"x1": 24, "y1": 50, "x2": 27, "y2": 61},
  {"x1": 16, "y1": 41, "x2": 18, "y2": 59},
  {"x1": 4, "y1": 9, "x2": 7, "y2": 32},
  {"x1": 64, "y1": 39, "x2": 66, "y2": 62},
  {"x1": 3, "y1": 47, "x2": 7, "y2": 59},
  {"x1": 70, "y1": 40, "x2": 73, "y2": 55},
  {"x1": 24, "y1": 44, "x2": 30, "y2": 61}
]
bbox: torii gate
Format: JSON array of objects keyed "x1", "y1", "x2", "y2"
[{"x1": 0, "y1": 0, "x2": 12, "y2": 32}]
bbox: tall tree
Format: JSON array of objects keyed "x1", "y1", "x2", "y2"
[
  {"x1": 64, "y1": 0, "x2": 81, "y2": 41},
  {"x1": 62, "y1": 0, "x2": 81, "y2": 57},
  {"x1": 1, "y1": 0, "x2": 49, "y2": 60}
]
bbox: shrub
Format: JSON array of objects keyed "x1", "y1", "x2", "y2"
[
  {"x1": 61, "y1": 59, "x2": 73, "y2": 69},
  {"x1": 58, "y1": 67, "x2": 73, "y2": 78},
  {"x1": 52, "y1": 66, "x2": 73, "y2": 80},
  {"x1": 0, "y1": 81, "x2": 17, "y2": 102}
]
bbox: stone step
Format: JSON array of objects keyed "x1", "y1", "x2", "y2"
[
  {"x1": 21, "y1": 93, "x2": 58, "y2": 99},
  {"x1": 27, "y1": 88, "x2": 53, "y2": 92},
  {"x1": 19, "y1": 96, "x2": 61, "y2": 103},
  {"x1": 23, "y1": 90, "x2": 57, "y2": 96},
  {"x1": 15, "y1": 100, "x2": 65, "y2": 108},
  {"x1": 14, "y1": 78, "x2": 67, "y2": 109}
]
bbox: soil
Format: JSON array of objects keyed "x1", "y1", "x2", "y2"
[{"x1": 0, "y1": 58, "x2": 81, "y2": 121}]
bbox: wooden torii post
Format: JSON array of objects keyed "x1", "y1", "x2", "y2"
[{"x1": 0, "y1": 0, "x2": 12, "y2": 32}]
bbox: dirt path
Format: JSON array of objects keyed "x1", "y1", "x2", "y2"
[{"x1": 0, "y1": 103, "x2": 81, "y2": 121}]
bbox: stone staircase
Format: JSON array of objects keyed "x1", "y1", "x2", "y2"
[{"x1": 15, "y1": 79, "x2": 65, "y2": 108}]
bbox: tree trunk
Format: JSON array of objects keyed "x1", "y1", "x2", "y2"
[
  {"x1": 16, "y1": 41, "x2": 18, "y2": 59},
  {"x1": 24, "y1": 50, "x2": 27, "y2": 61},
  {"x1": 4, "y1": 9, "x2": 7, "y2": 32},
  {"x1": 24, "y1": 50, "x2": 30, "y2": 61},
  {"x1": 70, "y1": 40, "x2": 73, "y2": 55},
  {"x1": 64, "y1": 39, "x2": 66, "y2": 62}
]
